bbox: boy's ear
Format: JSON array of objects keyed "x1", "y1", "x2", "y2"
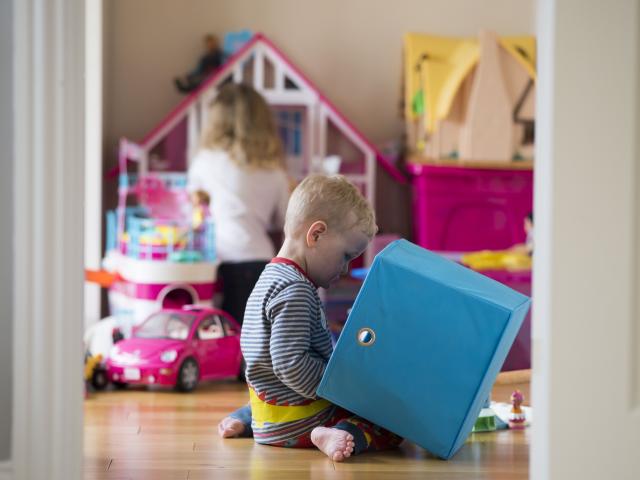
[{"x1": 306, "y1": 221, "x2": 327, "y2": 247}]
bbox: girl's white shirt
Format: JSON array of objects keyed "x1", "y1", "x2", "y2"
[{"x1": 188, "y1": 149, "x2": 290, "y2": 262}]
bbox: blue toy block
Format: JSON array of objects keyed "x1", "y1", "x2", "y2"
[{"x1": 317, "y1": 239, "x2": 530, "y2": 459}]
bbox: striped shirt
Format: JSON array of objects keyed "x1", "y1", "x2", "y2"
[{"x1": 240, "y1": 259, "x2": 336, "y2": 443}]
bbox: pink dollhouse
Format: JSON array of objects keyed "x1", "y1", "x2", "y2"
[
  {"x1": 125, "y1": 33, "x2": 404, "y2": 263},
  {"x1": 100, "y1": 33, "x2": 405, "y2": 327},
  {"x1": 103, "y1": 142, "x2": 218, "y2": 326}
]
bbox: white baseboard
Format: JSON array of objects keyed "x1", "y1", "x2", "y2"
[{"x1": 0, "y1": 460, "x2": 12, "y2": 480}]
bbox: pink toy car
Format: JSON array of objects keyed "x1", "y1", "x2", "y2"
[{"x1": 106, "y1": 306, "x2": 243, "y2": 392}]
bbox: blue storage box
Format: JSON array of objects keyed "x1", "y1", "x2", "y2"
[{"x1": 317, "y1": 239, "x2": 530, "y2": 459}]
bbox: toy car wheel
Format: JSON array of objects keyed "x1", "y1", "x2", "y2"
[
  {"x1": 237, "y1": 358, "x2": 246, "y2": 383},
  {"x1": 176, "y1": 358, "x2": 199, "y2": 392},
  {"x1": 91, "y1": 367, "x2": 109, "y2": 391}
]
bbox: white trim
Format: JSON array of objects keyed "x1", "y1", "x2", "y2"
[
  {"x1": 317, "y1": 104, "x2": 328, "y2": 162},
  {"x1": 158, "y1": 283, "x2": 200, "y2": 306},
  {"x1": 274, "y1": 61, "x2": 284, "y2": 92},
  {"x1": 111, "y1": 253, "x2": 218, "y2": 283},
  {"x1": 0, "y1": 461, "x2": 12, "y2": 480},
  {"x1": 233, "y1": 63, "x2": 243, "y2": 82},
  {"x1": 187, "y1": 104, "x2": 199, "y2": 163},
  {"x1": 13, "y1": 0, "x2": 84, "y2": 479},
  {"x1": 84, "y1": 0, "x2": 103, "y2": 331},
  {"x1": 533, "y1": 0, "x2": 640, "y2": 478},
  {"x1": 261, "y1": 90, "x2": 316, "y2": 105},
  {"x1": 324, "y1": 107, "x2": 374, "y2": 159},
  {"x1": 531, "y1": 2, "x2": 554, "y2": 478},
  {"x1": 253, "y1": 43, "x2": 264, "y2": 91}
]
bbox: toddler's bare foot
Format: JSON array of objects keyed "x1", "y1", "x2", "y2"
[
  {"x1": 310, "y1": 427, "x2": 355, "y2": 462},
  {"x1": 217, "y1": 416, "x2": 245, "y2": 438}
]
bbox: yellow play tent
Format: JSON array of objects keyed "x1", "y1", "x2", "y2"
[{"x1": 404, "y1": 31, "x2": 536, "y2": 161}]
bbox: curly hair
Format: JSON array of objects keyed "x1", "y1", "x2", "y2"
[{"x1": 200, "y1": 83, "x2": 284, "y2": 169}]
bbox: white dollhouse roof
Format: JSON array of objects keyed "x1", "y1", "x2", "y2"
[
  {"x1": 128, "y1": 33, "x2": 405, "y2": 207},
  {"x1": 118, "y1": 33, "x2": 407, "y2": 265}
]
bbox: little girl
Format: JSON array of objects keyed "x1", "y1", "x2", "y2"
[{"x1": 188, "y1": 83, "x2": 290, "y2": 324}]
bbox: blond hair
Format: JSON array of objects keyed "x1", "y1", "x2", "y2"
[
  {"x1": 200, "y1": 83, "x2": 283, "y2": 169},
  {"x1": 284, "y1": 174, "x2": 377, "y2": 238}
]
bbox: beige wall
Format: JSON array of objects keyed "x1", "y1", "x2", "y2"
[
  {"x1": 103, "y1": 0, "x2": 534, "y2": 237},
  {"x1": 104, "y1": 0, "x2": 534, "y2": 156}
]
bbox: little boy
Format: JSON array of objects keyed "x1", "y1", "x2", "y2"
[{"x1": 218, "y1": 174, "x2": 402, "y2": 461}]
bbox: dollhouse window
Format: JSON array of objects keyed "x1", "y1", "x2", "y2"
[
  {"x1": 197, "y1": 315, "x2": 225, "y2": 340},
  {"x1": 277, "y1": 110, "x2": 303, "y2": 156}
]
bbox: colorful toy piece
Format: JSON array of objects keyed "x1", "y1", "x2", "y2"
[
  {"x1": 317, "y1": 239, "x2": 531, "y2": 459},
  {"x1": 509, "y1": 390, "x2": 527, "y2": 429},
  {"x1": 461, "y1": 249, "x2": 532, "y2": 271},
  {"x1": 106, "y1": 306, "x2": 243, "y2": 392},
  {"x1": 84, "y1": 353, "x2": 108, "y2": 392},
  {"x1": 96, "y1": 146, "x2": 220, "y2": 327},
  {"x1": 472, "y1": 396, "x2": 498, "y2": 433}
]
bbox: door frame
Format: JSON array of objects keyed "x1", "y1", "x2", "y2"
[
  {"x1": 12, "y1": 0, "x2": 640, "y2": 479},
  {"x1": 532, "y1": 0, "x2": 640, "y2": 478},
  {"x1": 12, "y1": 0, "x2": 85, "y2": 478}
]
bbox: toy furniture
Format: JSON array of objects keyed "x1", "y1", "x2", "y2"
[
  {"x1": 407, "y1": 159, "x2": 533, "y2": 252},
  {"x1": 406, "y1": 157, "x2": 533, "y2": 371},
  {"x1": 317, "y1": 240, "x2": 530, "y2": 459},
  {"x1": 99, "y1": 144, "x2": 219, "y2": 327},
  {"x1": 404, "y1": 30, "x2": 536, "y2": 163}
]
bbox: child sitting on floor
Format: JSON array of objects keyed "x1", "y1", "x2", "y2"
[{"x1": 217, "y1": 174, "x2": 402, "y2": 461}]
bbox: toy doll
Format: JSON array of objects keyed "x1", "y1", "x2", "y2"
[
  {"x1": 174, "y1": 34, "x2": 223, "y2": 93},
  {"x1": 191, "y1": 190, "x2": 210, "y2": 231},
  {"x1": 509, "y1": 389, "x2": 527, "y2": 429}
]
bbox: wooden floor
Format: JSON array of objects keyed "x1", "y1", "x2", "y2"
[{"x1": 84, "y1": 377, "x2": 530, "y2": 480}]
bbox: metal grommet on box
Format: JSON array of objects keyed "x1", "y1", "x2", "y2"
[{"x1": 357, "y1": 327, "x2": 376, "y2": 346}]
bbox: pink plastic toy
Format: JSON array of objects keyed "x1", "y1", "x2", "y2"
[
  {"x1": 99, "y1": 141, "x2": 219, "y2": 329},
  {"x1": 408, "y1": 161, "x2": 533, "y2": 252},
  {"x1": 106, "y1": 306, "x2": 243, "y2": 392},
  {"x1": 479, "y1": 269, "x2": 531, "y2": 371}
]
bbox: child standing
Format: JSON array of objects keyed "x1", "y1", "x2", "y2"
[
  {"x1": 188, "y1": 83, "x2": 290, "y2": 324},
  {"x1": 219, "y1": 175, "x2": 402, "y2": 461}
]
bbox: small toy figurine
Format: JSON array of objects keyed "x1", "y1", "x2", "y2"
[
  {"x1": 84, "y1": 353, "x2": 108, "y2": 393},
  {"x1": 523, "y1": 212, "x2": 534, "y2": 255},
  {"x1": 191, "y1": 190, "x2": 210, "y2": 231},
  {"x1": 510, "y1": 212, "x2": 534, "y2": 256},
  {"x1": 509, "y1": 389, "x2": 527, "y2": 429},
  {"x1": 174, "y1": 34, "x2": 223, "y2": 94}
]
